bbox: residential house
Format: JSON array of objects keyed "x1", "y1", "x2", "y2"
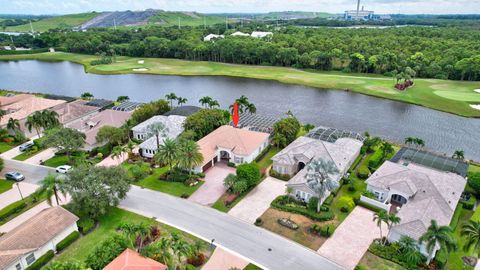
[
  {"x1": 194, "y1": 125, "x2": 270, "y2": 172},
  {"x1": 364, "y1": 149, "x2": 467, "y2": 257},
  {"x1": 231, "y1": 31, "x2": 250, "y2": 37},
  {"x1": 131, "y1": 115, "x2": 186, "y2": 158},
  {"x1": 203, "y1": 34, "x2": 224, "y2": 42},
  {"x1": 65, "y1": 109, "x2": 132, "y2": 150},
  {"x1": 250, "y1": 31, "x2": 273, "y2": 38},
  {"x1": 272, "y1": 135, "x2": 362, "y2": 203},
  {"x1": 0, "y1": 207, "x2": 79, "y2": 270},
  {"x1": 103, "y1": 249, "x2": 167, "y2": 270},
  {"x1": 49, "y1": 100, "x2": 100, "y2": 126}
]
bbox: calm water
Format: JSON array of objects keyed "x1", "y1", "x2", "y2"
[{"x1": 1, "y1": 60, "x2": 479, "y2": 160}]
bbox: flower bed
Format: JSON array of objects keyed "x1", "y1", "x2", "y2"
[{"x1": 271, "y1": 195, "x2": 334, "y2": 222}]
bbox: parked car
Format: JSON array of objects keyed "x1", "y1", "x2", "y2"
[
  {"x1": 19, "y1": 141, "x2": 34, "y2": 152},
  {"x1": 5, "y1": 171, "x2": 25, "y2": 182},
  {"x1": 55, "y1": 165, "x2": 72, "y2": 174}
]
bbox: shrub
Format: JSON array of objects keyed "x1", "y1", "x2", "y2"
[
  {"x1": 320, "y1": 224, "x2": 336, "y2": 237},
  {"x1": 337, "y1": 197, "x2": 355, "y2": 212},
  {"x1": 186, "y1": 264, "x2": 197, "y2": 270},
  {"x1": 77, "y1": 217, "x2": 95, "y2": 234},
  {"x1": 187, "y1": 253, "x2": 206, "y2": 266},
  {"x1": 307, "y1": 197, "x2": 319, "y2": 212},
  {"x1": 181, "y1": 193, "x2": 189, "y2": 199},
  {"x1": 357, "y1": 165, "x2": 370, "y2": 179},
  {"x1": 367, "y1": 149, "x2": 384, "y2": 170},
  {"x1": 369, "y1": 242, "x2": 424, "y2": 270},
  {"x1": 271, "y1": 196, "x2": 335, "y2": 222},
  {"x1": 85, "y1": 234, "x2": 130, "y2": 270},
  {"x1": 462, "y1": 196, "x2": 476, "y2": 210},
  {"x1": 25, "y1": 250, "x2": 54, "y2": 270},
  {"x1": 269, "y1": 169, "x2": 291, "y2": 181},
  {"x1": 355, "y1": 265, "x2": 367, "y2": 270},
  {"x1": 348, "y1": 185, "x2": 356, "y2": 192},
  {"x1": 227, "y1": 162, "x2": 236, "y2": 168},
  {"x1": 362, "y1": 190, "x2": 376, "y2": 199},
  {"x1": 356, "y1": 200, "x2": 383, "y2": 213},
  {"x1": 129, "y1": 162, "x2": 150, "y2": 181},
  {"x1": 0, "y1": 200, "x2": 26, "y2": 222},
  {"x1": 0, "y1": 157, "x2": 3, "y2": 172},
  {"x1": 236, "y1": 163, "x2": 261, "y2": 187},
  {"x1": 255, "y1": 218, "x2": 263, "y2": 226},
  {"x1": 310, "y1": 224, "x2": 322, "y2": 234},
  {"x1": 468, "y1": 172, "x2": 480, "y2": 194},
  {"x1": 323, "y1": 194, "x2": 334, "y2": 206},
  {"x1": 320, "y1": 205, "x2": 330, "y2": 212},
  {"x1": 56, "y1": 231, "x2": 80, "y2": 252},
  {"x1": 232, "y1": 180, "x2": 249, "y2": 194}
]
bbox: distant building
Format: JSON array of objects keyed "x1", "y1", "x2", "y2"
[
  {"x1": 203, "y1": 34, "x2": 224, "y2": 42},
  {"x1": 251, "y1": 31, "x2": 273, "y2": 38},
  {"x1": 344, "y1": 6, "x2": 375, "y2": 21},
  {"x1": 231, "y1": 31, "x2": 250, "y2": 37}
]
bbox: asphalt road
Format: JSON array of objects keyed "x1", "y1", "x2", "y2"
[
  {"x1": 1, "y1": 159, "x2": 56, "y2": 184},
  {"x1": 121, "y1": 186, "x2": 344, "y2": 270}
]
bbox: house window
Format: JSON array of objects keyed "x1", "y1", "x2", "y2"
[
  {"x1": 234, "y1": 156, "x2": 244, "y2": 163},
  {"x1": 25, "y1": 253, "x2": 35, "y2": 265},
  {"x1": 15, "y1": 264, "x2": 22, "y2": 270}
]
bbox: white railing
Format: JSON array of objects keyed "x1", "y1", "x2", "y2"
[{"x1": 360, "y1": 195, "x2": 390, "y2": 212}]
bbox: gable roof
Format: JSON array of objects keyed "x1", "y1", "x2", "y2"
[
  {"x1": 103, "y1": 249, "x2": 167, "y2": 270},
  {"x1": 367, "y1": 161, "x2": 466, "y2": 240},
  {"x1": 49, "y1": 100, "x2": 100, "y2": 124},
  {"x1": 197, "y1": 125, "x2": 270, "y2": 166},
  {"x1": 0, "y1": 207, "x2": 79, "y2": 269},
  {"x1": 137, "y1": 115, "x2": 187, "y2": 150}
]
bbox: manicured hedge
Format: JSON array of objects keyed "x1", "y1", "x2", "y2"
[
  {"x1": 269, "y1": 170, "x2": 291, "y2": 181},
  {"x1": 367, "y1": 149, "x2": 384, "y2": 170},
  {"x1": 322, "y1": 194, "x2": 335, "y2": 206},
  {"x1": 462, "y1": 196, "x2": 476, "y2": 210},
  {"x1": 271, "y1": 196, "x2": 334, "y2": 221},
  {"x1": 0, "y1": 48, "x2": 49, "y2": 55},
  {"x1": 356, "y1": 165, "x2": 370, "y2": 179},
  {"x1": 356, "y1": 200, "x2": 383, "y2": 213},
  {"x1": 369, "y1": 242, "x2": 423, "y2": 270},
  {"x1": 56, "y1": 231, "x2": 80, "y2": 252},
  {"x1": 0, "y1": 200, "x2": 26, "y2": 222},
  {"x1": 25, "y1": 250, "x2": 54, "y2": 270},
  {"x1": 77, "y1": 217, "x2": 95, "y2": 234}
]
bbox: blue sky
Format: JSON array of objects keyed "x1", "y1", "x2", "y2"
[{"x1": 0, "y1": 0, "x2": 479, "y2": 15}]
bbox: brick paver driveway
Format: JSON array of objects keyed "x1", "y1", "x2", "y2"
[
  {"x1": 188, "y1": 163, "x2": 235, "y2": 206},
  {"x1": 318, "y1": 207, "x2": 388, "y2": 270},
  {"x1": 229, "y1": 177, "x2": 286, "y2": 223},
  {"x1": 202, "y1": 247, "x2": 249, "y2": 270}
]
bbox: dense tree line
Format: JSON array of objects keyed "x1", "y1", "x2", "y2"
[{"x1": 1, "y1": 23, "x2": 480, "y2": 81}]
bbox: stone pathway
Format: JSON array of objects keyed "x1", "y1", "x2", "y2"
[
  {"x1": 229, "y1": 177, "x2": 286, "y2": 223},
  {"x1": 202, "y1": 247, "x2": 249, "y2": 270}
]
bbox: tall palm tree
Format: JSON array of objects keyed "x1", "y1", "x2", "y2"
[
  {"x1": 453, "y1": 150, "x2": 465, "y2": 160},
  {"x1": 373, "y1": 210, "x2": 389, "y2": 244},
  {"x1": 25, "y1": 115, "x2": 42, "y2": 137},
  {"x1": 0, "y1": 109, "x2": 6, "y2": 124},
  {"x1": 38, "y1": 174, "x2": 65, "y2": 206},
  {"x1": 304, "y1": 158, "x2": 339, "y2": 212},
  {"x1": 170, "y1": 232, "x2": 193, "y2": 270},
  {"x1": 199, "y1": 96, "x2": 213, "y2": 108},
  {"x1": 386, "y1": 213, "x2": 401, "y2": 244},
  {"x1": 118, "y1": 222, "x2": 138, "y2": 248},
  {"x1": 154, "y1": 138, "x2": 178, "y2": 173},
  {"x1": 419, "y1": 219, "x2": 457, "y2": 264},
  {"x1": 146, "y1": 122, "x2": 169, "y2": 150},
  {"x1": 111, "y1": 145, "x2": 127, "y2": 161},
  {"x1": 141, "y1": 237, "x2": 173, "y2": 266},
  {"x1": 165, "y1": 93, "x2": 178, "y2": 108},
  {"x1": 461, "y1": 220, "x2": 480, "y2": 257},
  {"x1": 404, "y1": 137, "x2": 415, "y2": 145},
  {"x1": 134, "y1": 223, "x2": 151, "y2": 251},
  {"x1": 177, "y1": 140, "x2": 203, "y2": 176},
  {"x1": 415, "y1": 138, "x2": 425, "y2": 148},
  {"x1": 207, "y1": 99, "x2": 220, "y2": 108},
  {"x1": 176, "y1": 97, "x2": 188, "y2": 106},
  {"x1": 245, "y1": 103, "x2": 257, "y2": 114},
  {"x1": 398, "y1": 236, "x2": 422, "y2": 268},
  {"x1": 40, "y1": 110, "x2": 60, "y2": 129},
  {"x1": 381, "y1": 142, "x2": 394, "y2": 159},
  {"x1": 7, "y1": 118, "x2": 20, "y2": 132}
]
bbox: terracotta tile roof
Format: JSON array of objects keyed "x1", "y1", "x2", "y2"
[
  {"x1": 103, "y1": 249, "x2": 167, "y2": 270},
  {"x1": 49, "y1": 100, "x2": 100, "y2": 124},
  {"x1": 0, "y1": 206, "x2": 79, "y2": 269},
  {"x1": 0, "y1": 94, "x2": 66, "y2": 126},
  {"x1": 66, "y1": 109, "x2": 132, "y2": 145},
  {"x1": 197, "y1": 125, "x2": 270, "y2": 166}
]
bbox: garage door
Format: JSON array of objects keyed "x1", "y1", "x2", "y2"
[{"x1": 202, "y1": 157, "x2": 216, "y2": 171}]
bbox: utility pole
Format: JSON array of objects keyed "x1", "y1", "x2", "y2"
[
  {"x1": 16, "y1": 183, "x2": 24, "y2": 200},
  {"x1": 29, "y1": 20, "x2": 34, "y2": 34}
]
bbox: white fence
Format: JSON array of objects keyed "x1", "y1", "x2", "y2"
[{"x1": 359, "y1": 195, "x2": 390, "y2": 212}]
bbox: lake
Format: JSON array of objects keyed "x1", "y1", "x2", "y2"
[{"x1": 1, "y1": 60, "x2": 479, "y2": 161}]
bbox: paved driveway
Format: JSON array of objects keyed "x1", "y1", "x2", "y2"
[
  {"x1": 188, "y1": 163, "x2": 235, "y2": 206},
  {"x1": 318, "y1": 207, "x2": 388, "y2": 270},
  {"x1": 202, "y1": 247, "x2": 249, "y2": 270},
  {"x1": 229, "y1": 177, "x2": 286, "y2": 223}
]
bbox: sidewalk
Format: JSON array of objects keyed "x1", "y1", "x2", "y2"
[
  {"x1": 96, "y1": 147, "x2": 139, "y2": 167},
  {"x1": 24, "y1": 148, "x2": 56, "y2": 165},
  {"x1": 202, "y1": 247, "x2": 249, "y2": 270},
  {"x1": 0, "y1": 182, "x2": 38, "y2": 209}
]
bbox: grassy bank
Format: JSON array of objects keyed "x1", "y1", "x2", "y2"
[
  {"x1": 1, "y1": 52, "x2": 479, "y2": 117},
  {"x1": 5, "y1": 13, "x2": 97, "y2": 32}
]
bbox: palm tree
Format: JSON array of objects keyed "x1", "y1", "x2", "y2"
[
  {"x1": 453, "y1": 150, "x2": 465, "y2": 160},
  {"x1": 111, "y1": 145, "x2": 127, "y2": 161},
  {"x1": 199, "y1": 96, "x2": 213, "y2": 108},
  {"x1": 170, "y1": 232, "x2": 193, "y2": 270},
  {"x1": 118, "y1": 222, "x2": 138, "y2": 248},
  {"x1": 80, "y1": 92, "x2": 94, "y2": 100},
  {"x1": 419, "y1": 219, "x2": 457, "y2": 264},
  {"x1": 40, "y1": 110, "x2": 59, "y2": 129},
  {"x1": 414, "y1": 138, "x2": 425, "y2": 148},
  {"x1": 207, "y1": 100, "x2": 220, "y2": 108},
  {"x1": 134, "y1": 223, "x2": 151, "y2": 251},
  {"x1": 25, "y1": 115, "x2": 42, "y2": 137},
  {"x1": 381, "y1": 142, "x2": 394, "y2": 159},
  {"x1": 141, "y1": 237, "x2": 173, "y2": 266},
  {"x1": 386, "y1": 213, "x2": 401, "y2": 244},
  {"x1": 177, "y1": 140, "x2": 203, "y2": 176},
  {"x1": 165, "y1": 93, "x2": 178, "y2": 108},
  {"x1": 398, "y1": 236, "x2": 422, "y2": 268},
  {"x1": 373, "y1": 210, "x2": 389, "y2": 244},
  {"x1": 38, "y1": 174, "x2": 65, "y2": 206},
  {"x1": 7, "y1": 118, "x2": 20, "y2": 132},
  {"x1": 146, "y1": 122, "x2": 169, "y2": 150},
  {"x1": 461, "y1": 220, "x2": 480, "y2": 257},
  {"x1": 177, "y1": 97, "x2": 188, "y2": 107},
  {"x1": 245, "y1": 103, "x2": 256, "y2": 114},
  {"x1": 0, "y1": 109, "x2": 6, "y2": 124},
  {"x1": 304, "y1": 158, "x2": 339, "y2": 212},
  {"x1": 154, "y1": 138, "x2": 178, "y2": 174},
  {"x1": 272, "y1": 133, "x2": 287, "y2": 148},
  {"x1": 404, "y1": 137, "x2": 415, "y2": 145},
  {"x1": 117, "y1": 95, "x2": 130, "y2": 103}
]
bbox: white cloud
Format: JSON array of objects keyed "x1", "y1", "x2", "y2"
[{"x1": 0, "y1": 0, "x2": 479, "y2": 14}]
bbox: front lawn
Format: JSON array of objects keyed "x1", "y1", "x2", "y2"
[
  {"x1": 244, "y1": 263, "x2": 263, "y2": 270},
  {"x1": 13, "y1": 148, "x2": 47, "y2": 161},
  {"x1": 0, "y1": 142, "x2": 14, "y2": 153},
  {"x1": 0, "y1": 179, "x2": 14, "y2": 194},
  {"x1": 55, "y1": 207, "x2": 207, "y2": 263},
  {"x1": 359, "y1": 252, "x2": 405, "y2": 270},
  {"x1": 469, "y1": 164, "x2": 480, "y2": 174},
  {"x1": 330, "y1": 176, "x2": 367, "y2": 223},
  {"x1": 0, "y1": 190, "x2": 47, "y2": 226},
  {"x1": 254, "y1": 147, "x2": 280, "y2": 170},
  {"x1": 43, "y1": 154, "x2": 70, "y2": 167},
  {"x1": 130, "y1": 165, "x2": 204, "y2": 198}
]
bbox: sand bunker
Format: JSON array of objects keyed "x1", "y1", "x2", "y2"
[
  {"x1": 133, "y1": 68, "x2": 148, "y2": 71},
  {"x1": 470, "y1": 104, "x2": 480, "y2": 110},
  {"x1": 138, "y1": 60, "x2": 144, "y2": 64},
  {"x1": 474, "y1": 89, "x2": 480, "y2": 94}
]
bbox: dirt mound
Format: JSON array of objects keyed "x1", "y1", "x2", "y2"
[{"x1": 81, "y1": 9, "x2": 161, "y2": 29}]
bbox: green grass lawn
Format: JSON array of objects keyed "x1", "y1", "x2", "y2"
[
  {"x1": 443, "y1": 206, "x2": 475, "y2": 270},
  {"x1": 43, "y1": 154, "x2": 70, "y2": 167},
  {"x1": 243, "y1": 263, "x2": 263, "y2": 270},
  {"x1": 13, "y1": 148, "x2": 46, "y2": 161},
  {"x1": 0, "y1": 179, "x2": 14, "y2": 194},
  {"x1": 469, "y1": 164, "x2": 480, "y2": 174},
  {"x1": 55, "y1": 207, "x2": 202, "y2": 263},
  {"x1": 359, "y1": 252, "x2": 405, "y2": 270},
  {"x1": 5, "y1": 12, "x2": 98, "y2": 32},
  {"x1": 1, "y1": 52, "x2": 479, "y2": 117},
  {"x1": 254, "y1": 147, "x2": 280, "y2": 170},
  {"x1": 0, "y1": 142, "x2": 14, "y2": 154},
  {"x1": 0, "y1": 191, "x2": 47, "y2": 226},
  {"x1": 148, "y1": 12, "x2": 229, "y2": 27},
  {"x1": 130, "y1": 166, "x2": 204, "y2": 197}
]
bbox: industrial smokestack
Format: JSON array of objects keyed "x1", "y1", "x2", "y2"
[{"x1": 356, "y1": 0, "x2": 361, "y2": 19}]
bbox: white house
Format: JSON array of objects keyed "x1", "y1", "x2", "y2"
[
  {"x1": 132, "y1": 115, "x2": 186, "y2": 158},
  {"x1": 194, "y1": 125, "x2": 270, "y2": 172},
  {"x1": 0, "y1": 207, "x2": 79, "y2": 270},
  {"x1": 231, "y1": 31, "x2": 250, "y2": 37},
  {"x1": 364, "y1": 159, "x2": 466, "y2": 258},
  {"x1": 203, "y1": 34, "x2": 224, "y2": 42},
  {"x1": 250, "y1": 31, "x2": 273, "y2": 38},
  {"x1": 272, "y1": 135, "x2": 362, "y2": 203}
]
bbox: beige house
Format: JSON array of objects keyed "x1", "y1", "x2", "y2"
[
  {"x1": 0, "y1": 207, "x2": 79, "y2": 270},
  {"x1": 194, "y1": 125, "x2": 270, "y2": 172},
  {"x1": 49, "y1": 100, "x2": 100, "y2": 126}
]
